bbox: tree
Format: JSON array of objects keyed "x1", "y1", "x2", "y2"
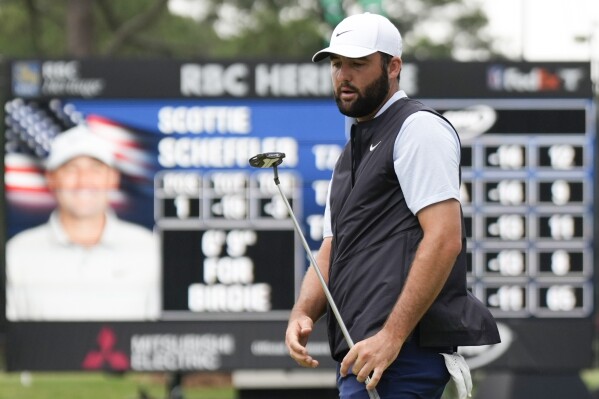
[
  {"x1": 383, "y1": 0, "x2": 496, "y2": 60},
  {"x1": 0, "y1": 0, "x2": 210, "y2": 58},
  {"x1": 0, "y1": 0, "x2": 501, "y2": 60},
  {"x1": 196, "y1": 0, "x2": 500, "y2": 60}
]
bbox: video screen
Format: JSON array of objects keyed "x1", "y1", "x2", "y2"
[{"x1": 4, "y1": 94, "x2": 344, "y2": 322}]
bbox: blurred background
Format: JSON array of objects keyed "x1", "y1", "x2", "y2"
[
  {"x1": 0, "y1": 0, "x2": 598, "y2": 398},
  {"x1": 0, "y1": 0, "x2": 596, "y2": 62}
]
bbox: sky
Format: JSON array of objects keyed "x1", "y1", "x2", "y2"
[{"x1": 478, "y1": 0, "x2": 599, "y2": 61}]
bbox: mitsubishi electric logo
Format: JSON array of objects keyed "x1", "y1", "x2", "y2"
[
  {"x1": 82, "y1": 327, "x2": 129, "y2": 371},
  {"x1": 487, "y1": 65, "x2": 585, "y2": 93}
]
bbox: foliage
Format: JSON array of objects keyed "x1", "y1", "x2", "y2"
[{"x1": 0, "y1": 0, "x2": 501, "y2": 60}]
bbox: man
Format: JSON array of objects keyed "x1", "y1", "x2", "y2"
[
  {"x1": 6, "y1": 124, "x2": 160, "y2": 321},
  {"x1": 285, "y1": 12, "x2": 500, "y2": 398}
]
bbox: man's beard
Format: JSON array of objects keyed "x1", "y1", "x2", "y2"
[{"x1": 334, "y1": 69, "x2": 390, "y2": 118}]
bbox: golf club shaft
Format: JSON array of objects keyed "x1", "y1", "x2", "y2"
[{"x1": 274, "y1": 180, "x2": 381, "y2": 399}]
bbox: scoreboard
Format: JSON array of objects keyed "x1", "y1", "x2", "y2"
[
  {"x1": 155, "y1": 169, "x2": 301, "y2": 316},
  {"x1": 442, "y1": 100, "x2": 593, "y2": 320},
  {"x1": 2, "y1": 59, "x2": 595, "y2": 373}
]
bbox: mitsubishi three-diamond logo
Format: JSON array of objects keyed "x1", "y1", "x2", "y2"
[{"x1": 82, "y1": 327, "x2": 129, "y2": 371}]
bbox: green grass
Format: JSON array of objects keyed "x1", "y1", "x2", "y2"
[
  {"x1": 1, "y1": 369, "x2": 598, "y2": 399},
  {"x1": 0, "y1": 372, "x2": 236, "y2": 399}
]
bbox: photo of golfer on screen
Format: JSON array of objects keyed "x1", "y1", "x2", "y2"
[{"x1": 5, "y1": 120, "x2": 160, "y2": 321}]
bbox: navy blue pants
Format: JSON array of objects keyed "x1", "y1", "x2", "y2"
[{"x1": 336, "y1": 340, "x2": 451, "y2": 398}]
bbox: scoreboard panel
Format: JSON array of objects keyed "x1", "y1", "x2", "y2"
[
  {"x1": 2, "y1": 59, "x2": 595, "y2": 372},
  {"x1": 435, "y1": 99, "x2": 594, "y2": 322},
  {"x1": 155, "y1": 170, "x2": 302, "y2": 318}
]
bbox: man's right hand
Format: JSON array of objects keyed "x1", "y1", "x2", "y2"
[{"x1": 285, "y1": 315, "x2": 319, "y2": 368}]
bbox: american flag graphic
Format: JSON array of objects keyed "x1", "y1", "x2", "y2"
[{"x1": 4, "y1": 98, "x2": 158, "y2": 213}]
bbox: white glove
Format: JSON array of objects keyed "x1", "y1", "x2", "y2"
[{"x1": 440, "y1": 352, "x2": 472, "y2": 399}]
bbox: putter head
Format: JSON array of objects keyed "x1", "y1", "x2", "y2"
[{"x1": 249, "y1": 152, "x2": 286, "y2": 168}]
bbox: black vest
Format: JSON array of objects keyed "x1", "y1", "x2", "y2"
[{"x1": 328, "y1": 97, "x2": 500, "y2": 361}]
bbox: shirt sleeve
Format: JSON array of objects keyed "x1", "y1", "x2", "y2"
[{"x1": 393, "y1": 111, "x2": 461, "y2": 215}]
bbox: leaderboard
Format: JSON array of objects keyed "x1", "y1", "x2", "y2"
[
  {"x1": 152, "y1": 98, "x2": 594, "y2": 321},
  {"x1": 4, "y1": 59, "x2": 595, "y2": 372}
]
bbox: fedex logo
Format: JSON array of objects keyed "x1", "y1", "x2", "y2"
[{"x1": 487, "y1": 65, "x2": 585, "y2": 93}]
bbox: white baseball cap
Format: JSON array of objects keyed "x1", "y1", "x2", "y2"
[
  {"x1": 312, "y1": 13, "x2": 402, "y2": 62},
  {"x1": 46, "y1": 124, "x2": 115, "y2": 171}
]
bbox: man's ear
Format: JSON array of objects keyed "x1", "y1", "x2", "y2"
[{"x1": 389, "y1": 57, "x2": 402, "y2": 80}]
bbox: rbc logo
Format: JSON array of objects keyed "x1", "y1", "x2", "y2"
[{"x1": 12, "y1": 61, "x2": 41, "y2": 97}]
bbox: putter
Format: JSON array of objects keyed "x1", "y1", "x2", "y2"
[{"x1": 249, "y1": 152, "x2": 381, "y2": 399}]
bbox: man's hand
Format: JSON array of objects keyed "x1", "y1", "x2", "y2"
[
  {"x1": 339, "y1": 329, "x2": 402, "y2": 390},
  {"x1": 285, "y1": 238, "x2": 331, "y2": 368},
  {"x1": 285, "y1": 315, "x2": 319, "y2": 368}
]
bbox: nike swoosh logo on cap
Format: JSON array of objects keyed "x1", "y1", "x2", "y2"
[
  {"x1": 336, "y1": 30, "x2": 353, "y2": 37},
  {"x1": 370, "y1": 141, "x2": 382, "y2": 151}
]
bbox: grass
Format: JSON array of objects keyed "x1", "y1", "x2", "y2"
[
  {"x1": 1, "y1": 368, "x2": 598, "y2": 399},
  {"x1": 0, "y1": 371, "x2": 237, "y2": 399}
]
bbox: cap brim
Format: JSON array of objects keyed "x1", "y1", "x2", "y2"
[
  {"x1": 46, "y1": 151, "x2": 114, "y2": 171},
  {"x1": 312, "y1": 45, "x2": 377, "y2": 62}
]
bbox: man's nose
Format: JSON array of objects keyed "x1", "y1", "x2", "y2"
[
  {"x1": 74, "y1": 170, "x2": 95, "y2": 187},
  {"x1": 336, "y1": 63, "x2": 353, "y2": 82}
]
